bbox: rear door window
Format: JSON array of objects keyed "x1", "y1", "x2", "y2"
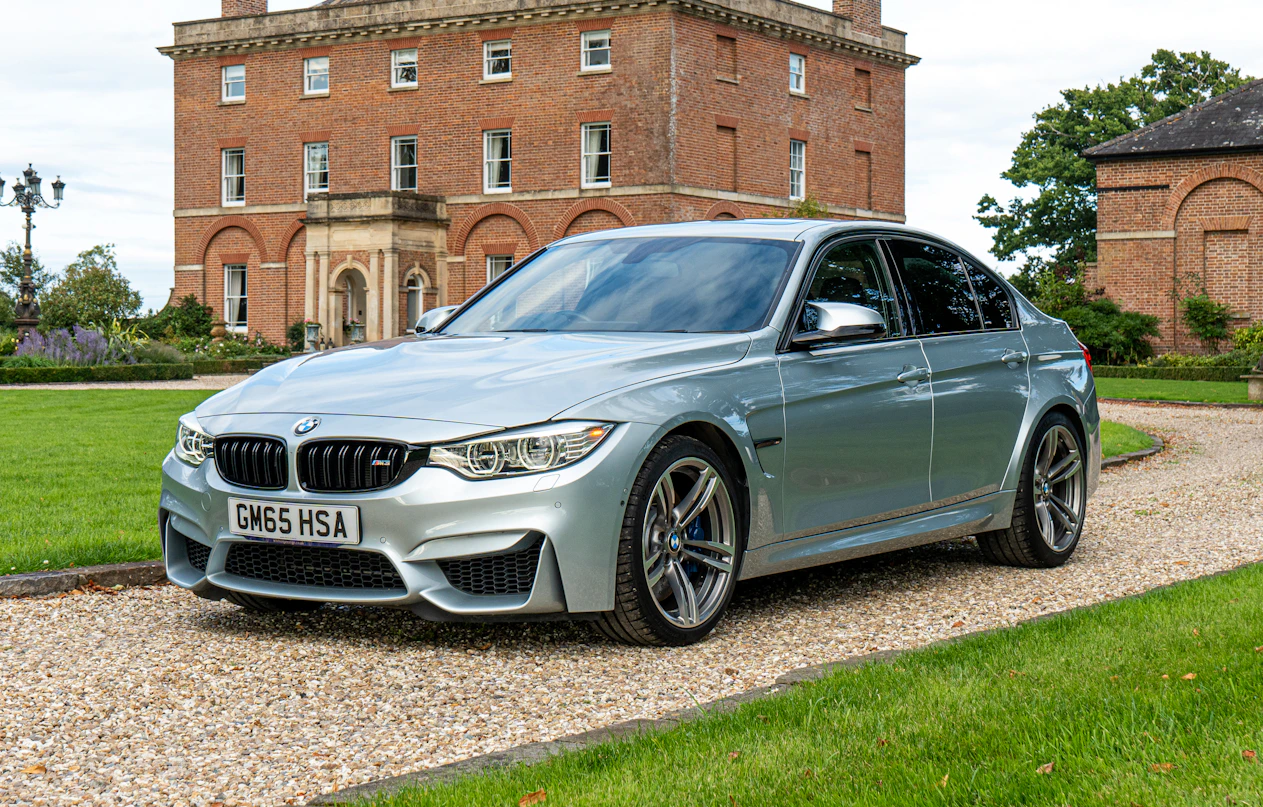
[
  {"x1": 886, "y1": 239, "x2": 982, "y2": 335},
  {"x1": 799, "y1": 239, "x2": 901, "y2": 337},
  {"x1": 963, "y1": 260, "x2": 1015, "y2": 330}
]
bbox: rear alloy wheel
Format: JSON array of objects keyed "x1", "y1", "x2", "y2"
[
  {"x1": 223, "y1": 591, "x2": 324, "y2": 613},
  {"x1": 596, "y1": 436, "x2": 743, "y2": 646},
  {"x1": 977, "y1": 412, "x2": 1087, "y2": 568}
]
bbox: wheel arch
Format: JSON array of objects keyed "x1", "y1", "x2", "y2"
[
  {"x1": 662, "y1": 420, "x2": 752, "y2": 536},
  {"x1": 1009, "y1": 396, "x2": 1096, "y2": 492}
]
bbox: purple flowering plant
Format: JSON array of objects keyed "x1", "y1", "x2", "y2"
[{"x1": 15, "y1": 326, "x2": 135, "y2": 366}]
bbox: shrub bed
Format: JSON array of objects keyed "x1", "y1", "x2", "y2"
[
  {"x1": 0, "y1": 363, "x2": 194, "y2": 385},
  {"x1": 1094, "y1": 365, "x2": 1253, "y2": 383}
]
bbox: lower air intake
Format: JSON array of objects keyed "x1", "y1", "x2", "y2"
[
  {"x1": 184, "y1": 534, "x2": 211, "y2": 572},
  {"x1": 438, "y1": 537, "x2": 544, "y2": 596},
  {"x1": 224, "y1": 543, "x2": 405, "y2": 591}
]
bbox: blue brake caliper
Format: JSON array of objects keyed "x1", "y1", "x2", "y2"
[{"x1": 682, "y1": 517, "x2": 705, "y2": 577}]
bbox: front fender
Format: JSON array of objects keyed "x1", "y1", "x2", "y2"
[{"x1": 555, "y1": 347, "x2": 785, "y2": 549}]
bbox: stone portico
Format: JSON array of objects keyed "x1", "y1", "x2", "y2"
[{"x1": 302, "y1": 193, "x2": 449, "y2": 345}]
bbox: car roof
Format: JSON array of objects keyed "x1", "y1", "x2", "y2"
[{"x1": 552, "y1": 219, "x2": 973, "y2": 253}]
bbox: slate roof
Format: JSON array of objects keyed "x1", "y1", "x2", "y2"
[{"x1": 1084, "y1": 78, "x2": 1263, "y2": 161}]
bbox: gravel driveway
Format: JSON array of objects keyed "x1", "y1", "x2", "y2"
[
  {"x1": 2, "y1": 402, "x2": 1261, "y2": 806},
  {"x1": 1, "y1": 375, "x2": 250, "y2": 391}
]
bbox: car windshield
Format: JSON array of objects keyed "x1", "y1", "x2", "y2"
[{"x1": 440, "y1": 236, "x2": 798, "y2": 334}]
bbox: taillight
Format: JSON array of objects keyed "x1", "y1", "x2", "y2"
[{"x1": 1078, "y1": 341, "x2": 1093, "y2": 372}]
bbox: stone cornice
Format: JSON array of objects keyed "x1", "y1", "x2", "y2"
[
  {"x1": 305, "y1": 191, "x2": 450, "y2": 224},
  {"x1": 173, "y1": 183, "x2": 907, "y2": 223},
  {"x1": 160, "y1": 0, "x2": 918, "y2": 68}
]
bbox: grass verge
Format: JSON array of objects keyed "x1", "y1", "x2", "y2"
[
  {"x1": 0, "y1": 390, "x2": 214, "y2": 575},
  {"x1": 1101, "y1": 420, "x2": 1154, "y2": 458},
  {"x1": 364, "y1": 564, "x2": 1263, "y2": 807},
  {"x1": 1096, "y1": 377, "x2": 1253, "y2": 404}
]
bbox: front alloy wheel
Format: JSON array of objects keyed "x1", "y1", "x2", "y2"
[
  {"x1": 641, "y1": 458, "x2": 737, "y2": 629},
  {"x1": 596, "y1": 436, "x2": 744, "y2": 645}
]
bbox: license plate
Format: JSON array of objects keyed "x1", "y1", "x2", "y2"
[{"x1": 227, "y1": 498, "x2": 361, "y2": 545}]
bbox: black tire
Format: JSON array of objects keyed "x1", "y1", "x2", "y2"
[
  {"x1": 594, "y1": 436, "x2": 746, "y2": 646},
  {"x1": 977, "y1": 411, "x2": 1088, "y2": 568},
  {"x1": 223, "y1": 590, "x2": 325, "y2": 613}
]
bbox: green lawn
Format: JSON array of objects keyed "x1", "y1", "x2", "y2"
[
  {"x1": 366, "y1": 564, "x2": 1263, "y2": 807},
  {"x1": 0, "y1": 390, "x2": 214, "y2": 575},
  {"x1": 1101, "y1": 420, "x2": 1154, "y2": 458},
  {"x1": 1096, "y1": 377, "x2": 1254, "y2": 404}
]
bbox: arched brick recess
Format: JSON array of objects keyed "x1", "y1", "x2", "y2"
[
  {"x1": 562, "y1": 209, "x2": 625, "y2": 238},
  {"x1": 552, "y1": 198, "x2": 637, "y2": 240},
  {"x1": 703, "y1": 201, "x2": 746, "y2": 220},
  {"x1": 461, "y1": 215, "x2": 532, "y2": 300},
  {"x1": 1171, "y1": 177, "x2": 1263, "y2": 342},
  {"x1": 196, "y1": 215, "x2": 269, "y2": 264},
  {"x1": 279, "y1": 217, "x2": 306, "y2": 257},
  {"x1": 451, "y1": 203, "x2": 540, "y2": 256},
  {"x1": 1162, "y1": 163, "x2": 1263, "y2": 230}
]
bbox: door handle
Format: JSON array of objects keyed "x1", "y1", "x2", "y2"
[
  {"x1": 896, "y1": 366, "x2": 930, "y2": 385},
  {"x1": 1001, "y1": 350, "x2": 1030, "y2": 365}
]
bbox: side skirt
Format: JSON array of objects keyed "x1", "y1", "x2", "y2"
[{"x1": 738, "y1": 491, "x2": 1016, "y2": 580}]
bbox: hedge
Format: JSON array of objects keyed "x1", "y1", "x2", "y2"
[
  {"x1": 0, "y1": 363, "x2": 195, "y2": 385},
  {"x1": 1094, "y1": 365, "x2": 1255, "y2": 383},
  {"x1": 190, "y1": 357, "x2": 287, "y2": 375}
]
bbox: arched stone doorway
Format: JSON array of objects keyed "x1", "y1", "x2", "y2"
[
  {"x1": 330, "y1": 263, "x2": 370, "y2": 346},
  {"x1": 404, "y1": 268, "x2": 433, "y2": 331}
]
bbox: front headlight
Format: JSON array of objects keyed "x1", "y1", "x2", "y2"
[
  {"x1": 429, "y1": 421, "x2": 615, "y2": 479},
  {"x1": 175, "y1": 414, "x2": 214, "y2": 467}
]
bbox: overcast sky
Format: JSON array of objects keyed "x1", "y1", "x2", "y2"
[{"x1": 1, "y1": 0, "x2": 1260, "y2": 311}]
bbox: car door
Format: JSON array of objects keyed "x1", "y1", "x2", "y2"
[
  {"x1": 884, "y1": 239, "x2": 1030, "y2": 504},
  {"x1": 776, "y1": 238, "x2": 934, "y2": 540}
]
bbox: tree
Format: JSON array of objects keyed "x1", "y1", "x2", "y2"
[
  {"x1": 0, "y1": 290, "x2": 13, "y2": 327},
  {"x1": 0, "y1": 242, "x2": 53, "y2": 299},
  {"x1": 39, "y1": 245, "x2": 143, "y2": 329},
  {"x1": 977, "y1": 50, "x2": 1252, "y2": 283},
  {"x1": 135, "y1": 293, "x2": 214, "y2": 340}
]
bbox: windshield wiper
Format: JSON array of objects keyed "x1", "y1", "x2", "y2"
[{"x1": 492, "y1": 328, "x2": 549, "y2": 333}]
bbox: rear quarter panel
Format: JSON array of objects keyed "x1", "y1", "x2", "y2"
[{"x1": 1011, "y1": 302, "x2": 1102, "y2": 498}]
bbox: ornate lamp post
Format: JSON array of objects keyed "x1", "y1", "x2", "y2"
[{"x1": 1, "y1": 165, "x2": 66, "y2": 340}]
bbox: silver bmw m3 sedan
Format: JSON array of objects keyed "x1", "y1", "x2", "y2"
[{"x1": 160, "y1": 220, "x2": 1100, "y2": 646}]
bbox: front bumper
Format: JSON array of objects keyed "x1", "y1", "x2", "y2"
[{"x1": 160, "y1": 414, "x2": 658, "y2": 618}]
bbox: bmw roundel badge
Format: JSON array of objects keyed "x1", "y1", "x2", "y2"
[{"x1": 294, "y1": 416, "x2": 321, "y2": 436}]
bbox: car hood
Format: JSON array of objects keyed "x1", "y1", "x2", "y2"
[{"x1": 196, "y1": 332, "x2": 752, "y2": 429}]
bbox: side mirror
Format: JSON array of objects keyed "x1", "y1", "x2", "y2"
[
  {"x1": 414, "y1": 305, "x2": 460, "y2": 335},
  {"x1": 791, "y1": 302, "x2": 887, "y2": 348}
]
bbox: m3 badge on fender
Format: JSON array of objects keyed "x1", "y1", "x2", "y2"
[{"x1": 294, "y1": 417, "x2": 321, "y2": 435}]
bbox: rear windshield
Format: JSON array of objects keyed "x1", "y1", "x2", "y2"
[{"x1": 441, "y1": 237, "x2": 798, "y2": 334}]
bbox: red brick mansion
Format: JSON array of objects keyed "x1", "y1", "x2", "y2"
[{"x1": 163, "y1": 0, "x2": 917, "y2": 345}]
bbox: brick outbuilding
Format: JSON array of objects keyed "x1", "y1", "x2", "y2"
[
  {"x1": 162, "y1": 0, "x2": 917, "y2": 345},
  {"x1": 1085, "y1": 79, "x2": 1263, "y2": 353}
]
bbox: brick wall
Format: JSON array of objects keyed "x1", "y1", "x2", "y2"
[{"x1": 1094, "y1": 153, "x2": 1263, "y2": 352}]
